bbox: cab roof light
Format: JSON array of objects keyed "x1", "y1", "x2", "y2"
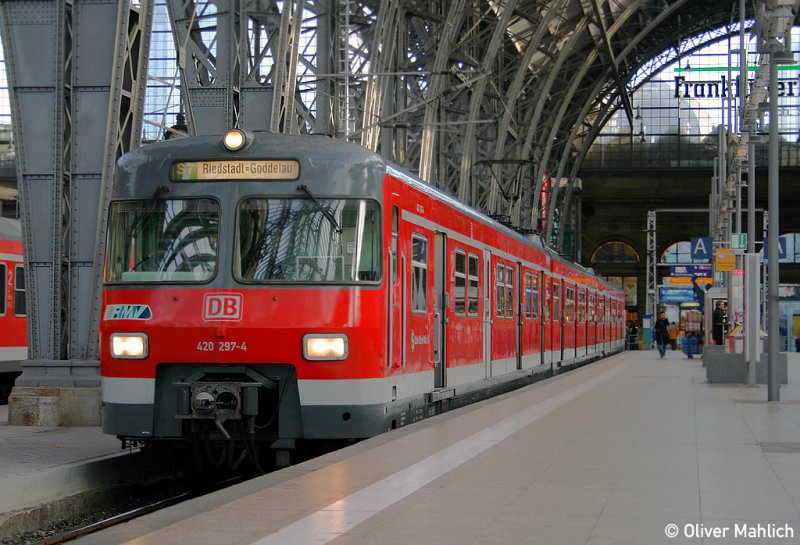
[{"x1": 223, "y1": 129, "x2": 247, "y2": 151}]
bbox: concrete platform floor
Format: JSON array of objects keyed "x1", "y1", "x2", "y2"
[{"x1": 67, "y1": 349, "x2": 800, "y2": 545}]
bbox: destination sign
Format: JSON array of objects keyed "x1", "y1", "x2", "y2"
[{"x1": 170, "y1": 160, "x2": 300, "y2": 181}]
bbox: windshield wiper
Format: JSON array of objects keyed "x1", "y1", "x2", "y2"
[
  {"x1": 297, "y1": 184, "x2": 342, "y2": 233},
  {"x1": 127, "y1": 185, "x2": 170, "y2": 235}
]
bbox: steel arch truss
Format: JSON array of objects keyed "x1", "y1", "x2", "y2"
[{"x1": 160, "y1": 0, "x2": 770, "y2": 249}]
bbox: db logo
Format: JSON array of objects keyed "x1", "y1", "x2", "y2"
[{"x1": 203, "y1": 293, "x2": 243, "y2": 321}]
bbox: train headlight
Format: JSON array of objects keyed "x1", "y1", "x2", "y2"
[
  {"x1": 222, "y1": 129, "x2": 246, "y2": 151},
  {"x1": 303, "y1": 334, "x2": 348, "y2": 361},
  {"x1": 110, "y1": 333, "x2": 149, "y2": 359}
]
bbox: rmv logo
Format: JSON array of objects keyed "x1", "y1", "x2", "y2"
[
  {"x1": 104, "y1": 304, "x2": 152, "y2": 320},
  {"x1": 203, "y1": 293, "x2": 243, "y2": 321}
]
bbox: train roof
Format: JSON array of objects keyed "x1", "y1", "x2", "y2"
[
  {"x1": 0, "y1": 216, "x2": 20, "y2": 241},
  {"x1": 114, "y1": 132, "x2": 618, "y2": 294},
  {"x1": 385, "y1": 164, "x2": 548, "y2": 256},
  {"x1": 387, "y1": 163, "x2": 618, "y2": 293},
  {"x1": 115, "y1": 132, "x2": 383, "y2": 195}
]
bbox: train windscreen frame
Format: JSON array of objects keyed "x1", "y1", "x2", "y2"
[
  {"x1": 105, "y1": 198, "x2": 220, "y2": 283},
  {"x1": 235, "y1": 197, "x2": 382, "y2": 284}
]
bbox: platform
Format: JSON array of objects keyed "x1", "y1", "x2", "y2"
[
  {"x1": 0, "y1": 402, "x2": 157, "y2": 539},
  {"x1": 0, "y1": 404, "x2": 125, "y2": 513},
  {"x1": 65, "y1": 349, "x2": 800, "y2": 545}
]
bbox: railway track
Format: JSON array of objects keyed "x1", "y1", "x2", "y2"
[
  {"x1": 6, "y1": 474, "x2": 248, "y2": 545},
  {"x1": 27, "y1": 492, "x2": 192, "y2": 545}
]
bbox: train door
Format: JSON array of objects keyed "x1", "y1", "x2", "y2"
[
  {"x1": 563, "y1": 283, "x2": 575, "y2": 361},
  {"x1": 542, "y1": 274, "x2": 551, "y2": 369},
  {"x1": 574, "y1": 286, "x2": 583, "y2": 359},
  {"x1": 408, "y1": 233, "x2": 434, "y2": 376},
  {"x1": 388, "y1": 207, "x2": 402, "y2": 369},
  {"x1": 516, "y1": 263, "x2": 523, "y2": 370},
  {"x1": 584, "y1": 290, "x2": 592, "y2": 356},
  {"x1": 552, "y1": 279, "x2": 563, "y2": 365},
  {"x1": 482, "y1": 249, "x2": 492, "y2": 379},
  {"x1": 597, "y1": 295, "x2": 604, "y2": 355},
  {"x1": 433, "y1": 232, "x2": 447, "y2": 388},
  {"x1": 521, "y1": 269, "x2": 541, "y2": 369}
]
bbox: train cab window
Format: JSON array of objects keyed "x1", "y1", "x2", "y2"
[
  {"x1": 467, "y1": 254, "x2": 479, "y2": 317},
  {"x1": 0, "y1": 263, "x2": 5, "y2": 315},
  {"x1": 454, "y1": 250, "x2": 466, "y2": 316},
  {"x1": 411, "y1": 234, "x2": 428, "y2": 313},
  {"x1": 505, "y1": 266, "x2": 513, "y2": 318},
  {"x1": 495, "y1": 263, "x2": 505, "y2": 318},
  {"x1": 235, "y1": 198, "x2": 381, "y2": 283},
  {"x1": 14, "y1": 264, "x2": 25, "y2": 316},
  {"x1": 106, "y1": 198, "x2": 219, "y2": 283}
]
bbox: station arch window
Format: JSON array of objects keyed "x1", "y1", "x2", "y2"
[
  {"x1": 767, "y1": 233, "x2": 800, "y2": 264},
  {"x1": 590, "y1": 241, "x2": 639, "y2": 264},
  {"x1": 786, "y1": 233, "x2": 800, "y2": 263},
  {"x1": 660, "y1": 240, "x2": 709, "y2": 264}
]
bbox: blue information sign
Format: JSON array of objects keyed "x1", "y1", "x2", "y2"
[
  {"x1": 659, "y1": 287, "x2": 696, "y2": 303},
  {"x1": 670, "y1": 265, "x2": 712, "y2": 277}
]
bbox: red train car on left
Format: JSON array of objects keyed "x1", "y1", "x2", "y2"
[{"x1": 0, "y1": 216, "x2": 26, "y2": 400}]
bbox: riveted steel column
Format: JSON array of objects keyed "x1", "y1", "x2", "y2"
[
  {"x1": 646, "y1": 211, "x2": 657, "y2": 328},
  {"x1": 0, "y1": 1, "x2": 67, "y2": 371},
  {"x1": 0, "y1": 0, "x2": 151, "y2": 425}
]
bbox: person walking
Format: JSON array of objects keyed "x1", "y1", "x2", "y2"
[{"x1": 654, "y1": 311, "x2": 670, "y2": 358}]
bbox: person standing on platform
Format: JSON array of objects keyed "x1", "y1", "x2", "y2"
[
  {"x1": 654, "y1": 311, "x2": 670, "y2": 358},
  {"x1": 165, "y1": 113, "x2": 188, "y2": 140},
  {"x1": 712, "y1": 301, "x2": 726, "y2": 345}
]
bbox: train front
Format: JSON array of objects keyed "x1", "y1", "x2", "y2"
[{"x1": 100, "y1": 130, "x2": 388, "y2": 462}]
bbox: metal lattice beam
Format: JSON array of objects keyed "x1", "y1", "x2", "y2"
[{"x1": 0, "y1": 0, "x2": 151, "y2": 395}]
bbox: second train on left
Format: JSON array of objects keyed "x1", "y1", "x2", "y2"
[{"x1": 100, "y1": 130, "x2": 625, "y2": 467}]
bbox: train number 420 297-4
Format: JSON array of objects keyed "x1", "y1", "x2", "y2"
[{"x1": 197, "y1": 341, "x2": 248, "y2": 352}]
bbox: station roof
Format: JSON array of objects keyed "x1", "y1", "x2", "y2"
[{"x1": 492, "y1": 0, "x2": 764, "y2": 173}]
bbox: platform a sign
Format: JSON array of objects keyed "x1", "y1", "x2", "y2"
[{"x1": 690, "y1": 236, "x2": 712, "y2": 261}]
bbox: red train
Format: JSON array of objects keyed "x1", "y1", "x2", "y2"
[
  {"x1": 101, "y1": 130, "x2": 624, "y2": 466},
  {"x1": 0, "y1": 216, "x2": 26, "y2": 398}
]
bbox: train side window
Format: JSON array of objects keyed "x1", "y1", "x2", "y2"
[
  {"x1": 467, "y1": 254, "x2": 479, "y2": 317},
  {"x1": 14, "y1": 264, "x2": 25, "y2": 316},
  {"x1": 505, "y1": 265, "x2": 513, "y2": 318},
  {"x1": 454, "y1": 250, "x2": 466, "y2": 316},
  {"x1": 543, "y1": 279, "x2": 550, "y2": 320},
  {"x1": 411, "y1": 234, "x2": 428, "y2": 313},
  {"x1": 0, "y1": 263, "x2": 5, "y2": 315},
  {"x1": 524, "y1": 272, "x2": 533, "y2": 319},
  {"x1": 531, "y1": 273, "x2": 539, "y2": 319},
  {"x1": 578, "y1": 290, "x2": 586, "y2": 322},
  {"x1": 495, "y1": 263, "x2": 505, "y2": 318},
  {"x1": 565, "y1": 285, "x2": 574, "y2": 322},
  {"x1": 552, "y1": 282, "x2": 561, "y2": 321}
]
